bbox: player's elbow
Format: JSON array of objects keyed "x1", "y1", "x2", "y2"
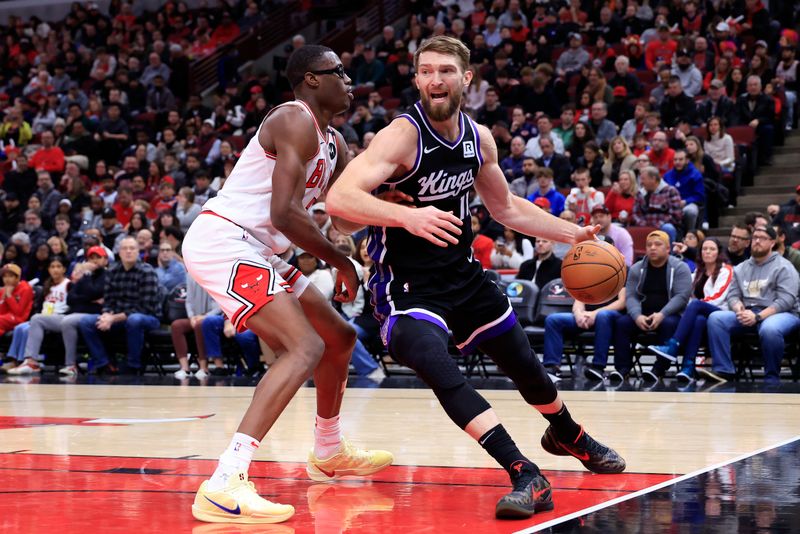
[{"x1": 271, "y1": 206, "x2": 292, "y2": 233}]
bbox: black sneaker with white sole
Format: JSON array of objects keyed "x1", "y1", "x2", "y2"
[
  {"x1": 495, "y1": 468, "x2": 554, "y2": 519},
  {"x1": 607, "y1": 370, "x2": 627, "y2": 385},
  {"x1": 583, "y1": 365, "x2": 606, "y2": 381},
  {"x1": 676, "y1": 370, "x2": 694, "y2": 383}
]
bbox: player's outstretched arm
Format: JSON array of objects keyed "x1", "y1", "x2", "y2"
[
  {"x1": 265, "y1": 108, "x2": 358, "y2": 301},
  {"x1": 327, "y1": 119, "x2": 463, "y2": 247},
  {"x1": 473, "y1": 124, "x2": 599, "y2": 245}
]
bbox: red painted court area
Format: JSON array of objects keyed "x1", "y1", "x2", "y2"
[{"x1": 0, "y1": 453, "x2": 674, "y2": 533}]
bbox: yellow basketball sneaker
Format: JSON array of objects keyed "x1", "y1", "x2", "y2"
[
  {"x1": 306, "y1": 436, "x2": 393, "y2": 482},
  {"x1": 192, "y1": 471, "x2": 295, "y2": 524}
]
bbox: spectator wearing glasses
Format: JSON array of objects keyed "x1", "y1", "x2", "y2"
[
  {"x1": 706, "y1": 226, "x2": 800, "y2": 384},
  {"x1": 725, "y1": 224, "x2": 751, "y2": 266},
  {"x1": 155, "y1": 243, "x2": 186, "y2": 293},
  {"x1": 78, "y1": 236, "x2": 162, "y2": 374}
]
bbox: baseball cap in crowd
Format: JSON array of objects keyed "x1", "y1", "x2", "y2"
[
  {"x1": 87, "y1": 246, "x2": 108, "y2": 258},
  {"x1": 533, "y1": 197, "x2": 551, "y2": 209},
  {"x1": 203, "y1": 118, "x2": 215, "y2": 127},
  {"x1": 591, "y1": 205, "x2": 610, "y2": 215},
  {"x1": 676, "y1": 48, "x2": 690, "y2": 57},
  {"x1": 752, "y1": 226, "x2": 777, "y2": 240},
  {"x1": 569, "y1": 32, "x2": 582, "y2": 42},
  {"x1": 294, "y1": 247, "x2": 313, "y2": 257},
  {"x1": 101, "y1": 207, "x2": 117, "y2": 219},
  {"x1": 715, "y1": 22, "x2": 730, "y2": 32},
  {"x1": 709, "y1": 79, "x2": 725, "y2": 89},
  {"x1": 658, "y1": 22, "x2": 670, "y2": 31},
  {"x1": 646, "y1": 230, "x2": 671, "y2": 245},
  {"x1": 310, "y1": 202, "x2": 326, "y2": 213},
  {"x1": 612, "y1": 86, "x2": 627, "y2": 97},
  {"x1": 4, "y1": 192, "x2": 18, "y2": 202},
  {"x1": 754, "y1": 40, "x2": 768, "y2": 49},
  {"x1": 2, "y1": 264, "x2": 21, "y2": 278},
  {"x1": 59, "y1": 198, "x2": 72, "y2": 208},
  {"x1": 250, "y1": 85, "x2": 262, "y2": 94}
]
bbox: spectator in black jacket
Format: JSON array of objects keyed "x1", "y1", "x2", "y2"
[
  {"x1": 660, "y1": 76, "x2": 697, "y2": 127},
  {"x1": 608, "y1": 55, "x2": 642, "y2": 98},
  {"x1": 516, "y1": 238, "x2": 562, "y2": 289},
  {"x1": 535, "y1": 137, "x2": 573, "y2": 189},
  {"x1": 57, "y1": 246, "x2": 108, "y2": 376},
  {"x1": 697, "y1": 79, "x2": 736, "y2": 127},
  {"x1": 3, "y1": 155, "x2": 37, "y2": 205},
  {"x1": 734, "y1": 75, "x2": 775, "y2": 165}
]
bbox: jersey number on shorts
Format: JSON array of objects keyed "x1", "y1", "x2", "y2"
[{"x1": 306, "y1": 159, "x2": 325, "y2": 188}]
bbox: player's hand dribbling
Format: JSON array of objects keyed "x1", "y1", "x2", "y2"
[
  {"x1": 333, "y1": 258, "x2": 359, "y2": 303},
  {"x1": 403, "y1": 206, "x2": 463, "y2": 247},
  {"x1": 573, "y1": 224, "x2": 600, "y2": 244}
]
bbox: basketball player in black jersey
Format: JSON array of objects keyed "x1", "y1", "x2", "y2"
[{"x1": 328, "y1": 36, "x2": 625, "y2": 519}]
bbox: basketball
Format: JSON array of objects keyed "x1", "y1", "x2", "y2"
[{"x1": 560, "y1": 240, "x2": 627, "y2": 305}]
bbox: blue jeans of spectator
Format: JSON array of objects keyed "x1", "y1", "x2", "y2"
[
  {"x1": 8, "y1": 322, "x2": 30, "y2": 362},
  {"x1": 659, "y1": 223, "x2": 677, "y2": 244},
  {"x1": 349, "y1": 319, "x2": 379, "y2": 376},
  {"x1": 202, "y1": 315, "x2": 261, "y2": 370},
  {"x1": 543, "y1": 310, "x2": 621, "y2": 367},
  {"x1": 671, "y1": 300, "x2": 720, "y2": 373},
  {"x1": 707, "y1": 311, "x2": 800, "y2": 382},
  {"x1": 79, "y1": 313, "x2": 161, "y2": 369},
  {"x1": 613, "y1": 313, "x2": 680, "y2": 375},
  {"x1": 785, "y1": 90, "x2": 797, "y2": 129}
]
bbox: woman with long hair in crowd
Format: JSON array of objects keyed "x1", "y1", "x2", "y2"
[
  {"x1": 5, "y1": 256, "x2": 71, "y2": 375},
  {"x1": 568, "y1": 120, "x2": 594, "y2": 167},
  {"x1": 580, "y1": 140, "x2": 605, "y2": 188},
  {"x1": 490, "y1": 226, "x2": 534, "y2": 269},
  {"x1": 648, "y1": 237, "x2": 734, "y2": 382},
  {"x1": 602, "y1": 135, "x2": 638, "y2": 186},
  {"x1": 605, "y1": 169, "x2": 638, "y2": 225}
]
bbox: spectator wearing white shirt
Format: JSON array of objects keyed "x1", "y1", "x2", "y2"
[{"x1": 524, "y1": 115, "x2": 565, "y2": 159}]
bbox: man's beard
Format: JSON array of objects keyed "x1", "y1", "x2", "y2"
[
  {"x1": 23, "y1": 224, "x2": 38, "y2": 233},
  {"x1": 420, "y1": 90, "x2": 462, "y2": 121},
  {"x1": 750, "y1": 246, "x2": 770, "y2": 259}
]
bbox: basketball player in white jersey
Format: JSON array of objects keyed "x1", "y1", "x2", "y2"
[
  {"x1": 328, "y1": 36, "x2": 624, "y2": 519},
  {"x1": 183, "y1": 46, "x2": 392, "y2": 524}
]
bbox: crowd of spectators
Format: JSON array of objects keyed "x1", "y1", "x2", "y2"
[{"x1": 0, "y1": 0, "x2": 798, "y2": 383}]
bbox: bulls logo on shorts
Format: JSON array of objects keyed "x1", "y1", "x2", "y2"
[{"x1": 226, "y1": 260, "x2": 279, "y2": 329}]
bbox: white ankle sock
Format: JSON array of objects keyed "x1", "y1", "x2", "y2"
[
  {"x1": 313, "y1": 415, "x2": 342, "y2": 459},
  {"x1": 208, "y1": 432, "x2": 260, "y2": 491}
]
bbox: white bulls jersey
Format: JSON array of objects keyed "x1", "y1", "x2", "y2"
[{"x1": 202, "y1": 99, "x2": 338, "y2": 254}]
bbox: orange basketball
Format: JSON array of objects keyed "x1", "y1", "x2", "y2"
[{"x1": 560, "y1": 240, "x2": 627, "y2": 305}]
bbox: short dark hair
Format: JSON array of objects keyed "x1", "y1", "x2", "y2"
[
  {"x1": 732, "y1": 222, "x2": 751, "y2": 236},
  {"x1": 744, "y1": 211, "x2": 767, "y2": 227},
  {"x1": 286, "y1": 45, "x2": 334, "y2": 88},
  {"x1": 162, "y1": 225, "x2": 185, "y2": 242}
]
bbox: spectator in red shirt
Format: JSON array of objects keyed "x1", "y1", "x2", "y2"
[
  {"x1": 152, "y1": 180, "x2": 177, "y2": 214},
  {"x1": 0, "y1": 264, "x2": 33, "y2": 336},
  {"x1": 210, "y1": 12, "x2": 241, "y2": 47},
  {"x1": 645, "y1": 23, "x2": 677, "y2": 71},
  {"x1": 471, "y1": 216, "x2": 494, "y2": 269},
  {"x1": 112, "y1": 185, "x2": 135, "y2": 228},
  {"x1": 647, "y1": 131, "x2": 675, "y2": 176},
  {"x1": 29, "y1": 130, "x2": 65, "y2": 173}
]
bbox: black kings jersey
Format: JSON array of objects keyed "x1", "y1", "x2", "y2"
[{"x1": 368, "y1": 101, "x2": 484, "y2": 316}]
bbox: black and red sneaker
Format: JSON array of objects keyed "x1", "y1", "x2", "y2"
[
  {"x1": 495, "y1": 465, "x2": 554, "y2": 519},
  {"x1": 541, "y1": 425, "x2": 626, "y2": 474}
]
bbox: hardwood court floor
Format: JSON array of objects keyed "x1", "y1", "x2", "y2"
[{"x1": 1, "y1": 384, "x2": 799, "y2": 533}]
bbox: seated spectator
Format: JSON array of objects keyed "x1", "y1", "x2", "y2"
[
  {"x1": 500, "y1": 137, "x2": 527, "y2": 181},
  {"x1": 4, "y1": 155, "x2": 37, "y2": 206},
  {"x1": 176, "y1": 187, "x2": 201, "y2": 232},
  {"x1": 671, "y1": 49, "x2": 703, "y2": 98},
  {"x1": 543, "y1": 286, "x2": 626, "y2": 380},
  {"x1": 725, "y1": 224, "x2": 751, "y2": 266},
  {"x1": 29, "y1": 131, "x2": 65, "y2": 173},
  {"x1": 490, "y1": 227, "x2": 532, "y2": 270},
  {"x1": 556, "y1": 33, "x2": 590, "y2": 79},
  {"x1": 295, "y1": 249, "x2": 333, "y2": 299},
  {"x1": 602, "y1": 136, "x2": 637, "y2": 186},
  {"x1": 516, "y1": 237, "x2": 561, "y2": 289},
  {"x1": 703, "y1": 117, "x2": 736, "y2": 174},
  {"x1": 612, "y1": 231, "x2": 692, "y2": 383},
  {"x1": 155, "y1": 242, "x2": 186, "y2": 292},
  {"x1": 355, "y1": 45, "x2": 385, "y2": 88},
  {"x1": 201, "y1": 315, "x2": 261, "y2": 376},
  {"x1": 6, "y1": 257, "x2": 71, "y2": 374},
  {"x1": 660, "y1": 76, "x2": 697, "y2": 128},
  {"x1": 476, "y1": 87, "x2": 507, "y2": 128},
  {"x1": 581, "y1": 102, "x2": 617, "y2": 148},
  {"x1": 526, "y1": 168, "x2": 565, "y2": 216},
  {"x1": 554, "y1": 105, "x2": 576, "y2": 149},
  {"x1": 647, "y1": 238, "x2": 734, "y2": 381},
  {"x1": 34, "y1": 171, "x2": 63, "y2": 220},
  {"x1": 733, "y1": 75, "x2": 775, "y2": 166},
  {"x1": 111, "y1": 186, "x2": 135, "y2": 228},
  {"x1": 152, "y1": 180, "x2": 178, "y2": 214},
  {"x1": 22, "y1": 209, "x2": 49, "y2": 249},
  {"x1": 172, "y1": 275, "x2": 221, "y2": 380},
  {"x1": 697, "y1": 80, "x2": 736, "y2": 128},
  {"x1": 609, "y1": 55, "x2": 642, "y2": 98},
  {"x1": 78, "y1": 236, "x2": 162, "y2": 374},
  {"x1": 136, "y1": 229, "x2": 158, "y2": 266},
  {"x1": 192, "y1": 171, "x2": 217, "y2": 206},
  {"x1": 774, "y1": 225, "x2": 800, "y2": 274},
  {"x1": 579, "y1": 141, "x2": 605, "y2": 188},
  {"x1": 608, "y1": 86, "x2": 634, "y2": 127},
  {"x1": 568, "y1": 120, "x2": 594, "y2": 167},
  {"x1": 605, "y1": 170, "x2": 637, "y2": 225},
  {"x1": 25, "y1": 242, "x2": 52, "y2": 282},
  {"x1": 0, "y1": 264, "x2": 34, "y2": 373},
  {"x1": 632, "y1": 166, "x2": 683, "y2": 244},
  {"x1": 534, "y1": 137, "x2": 572, "y2": 188},
  {"x1": 470, "y1": 215, "x2": 494, "y2": 269},
  {"x1": 592, "y1": 206, "x2": 633, "y2": 266},
  {"x1": 706, "y1": 226, "x2": 800, "y2": 384},
  {"x1": 525, "y1": 115, "x2": 566, "y2": 160},
  {"x1": 646, "y1": 131, "x2": 675, "y2": 176},
  {"x1": 99, "y1": 208, "x2": 125, "y2": 252},
  {"x1": 566, "y1": 167, "x2": 605, "y2": 224},
  {"x1": 775, "y1": 46, "x2": 798, "y2": 131},
  {"x1": 464, "y1": 65, "x2": 489, "y2": 115},
  {"x1": 509, "y1": 157, "x2": 538, "y2": 198},
  {"x1": 663, "y1": 149, "x2": 705, "y2": 232}
]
